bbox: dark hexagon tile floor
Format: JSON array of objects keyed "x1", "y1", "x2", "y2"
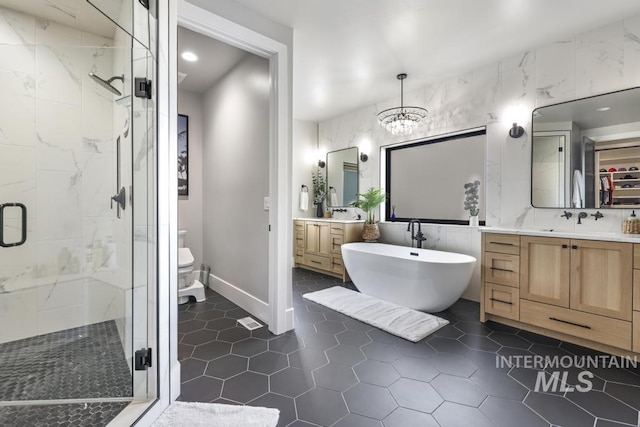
[{"x1": 179, "y1": 268, "x2": 640, "y2": 426}]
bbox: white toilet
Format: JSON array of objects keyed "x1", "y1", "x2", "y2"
[{"x1": 178, "y1": 230, "x2": 206, "y2": 304}]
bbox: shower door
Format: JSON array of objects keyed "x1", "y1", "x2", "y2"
[{"x1": 0, "y1": 0, "x2": 157, "y2": 418}]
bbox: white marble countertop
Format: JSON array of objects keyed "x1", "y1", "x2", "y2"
[
  {"x1": 479, "y1": 227, "x2": 640, "y2": 243},
  {"x1": 294, "y1": 218, "x2": 364, "y2": 223}
]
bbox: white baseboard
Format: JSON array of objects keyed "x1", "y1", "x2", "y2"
[
  {"x1": 208, "y1": 274, "x2": 270, "y2": 325},
  {"x1": 285, "y1": 307, "x2": 294, "y2": 331},
  {"x1": 171, "y1": 361, "x2": 181, "y2": 401}
]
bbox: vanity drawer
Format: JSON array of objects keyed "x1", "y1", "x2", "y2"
[
  {"x1": 294, "y1": 221, "x2": 305, "y2": 232},
  {"x1": 485, "y1": 283, "x2": 519, "y2": 320},
  {"x1": 331, "y1": 235, "x2": 344, "y2": 254},
  {"x1": 634, "y1": 312, "x2": 640, "y2": 353},
  {"x1": 635, "y1": 270, "x2": 640, "y2": 312},
  {"x1": 295, "y1": 248, "x2": 304, "y2": 264},
  {"x1": 294, "y1": 230, "x2": 305, "y2": 248},
  {"x1": 330, "y1": 224, "x2": 345, "y2": 236},
  {"x1": 483, "y1": 252, "x2": 520, "y2": 287},
  {"x1": 331, "y1": 254, "x2": 344, "y2": 274},
  {"x1": 484, "y1": 233, "x2": 520, "y2": 255},
  {"x1": 520, "y1": 300, "x2": 632, "y2": 350},
  {"x1": 304, "y1": 253, "x2": 330, "y2": 270}
]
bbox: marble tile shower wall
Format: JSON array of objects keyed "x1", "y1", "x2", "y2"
[
  {"x1": 317, "y1": 15, "x2": 640, "y2": 301},
  {"x1": 0, "y1": 7, "x2": 128, "y2": 344}
]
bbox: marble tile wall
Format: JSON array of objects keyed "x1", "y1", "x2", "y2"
[
  {"x1": 316, "y1": 15, "x2": 640, "y2": 302},
  {"x1": 0, "y1": 6, "x2": 130, "y2": 343}
]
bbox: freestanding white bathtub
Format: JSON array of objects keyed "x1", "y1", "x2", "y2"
[{"x1": 341, "y1": 242, "x2": 476, "y2": 312}]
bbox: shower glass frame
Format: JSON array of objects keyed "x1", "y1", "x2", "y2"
[{"x1": 0, "y1": 0, "x2": 158, "y2": 413}]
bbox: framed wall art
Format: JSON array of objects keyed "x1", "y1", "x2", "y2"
[{"x1": 178, "y1": 114, "x2": 189, "y2": 196}]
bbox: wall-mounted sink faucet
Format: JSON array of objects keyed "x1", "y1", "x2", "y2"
[
  {"x1": 561, "y1": 211, "x2": 573, "y2": 220},
  {"x1": 577, "y1": 212, "x2": 588, "y2": 224},
  {"x1": 591, "y1": 211, "x2": 604, "y2": 221},
  {"x1": 407, "y1": 219, "x2": 426, "y2": 249}
]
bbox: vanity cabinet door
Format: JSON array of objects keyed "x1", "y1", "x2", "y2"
[
  {"x1": 570, "y1": 240, "x2": 632, "y2": 321},
  {"x1": 304, "y1": 222, "x2": 318, "y2": 254},
  {"x1": 520, "y1": 236, "x2": 571, "y2": 307},
  {"x1": 317, "y1": 222, "x2": 331, "y2": 256},
  {"x1": 304, "y1": 222, "x2": 331, "y2": 256}
]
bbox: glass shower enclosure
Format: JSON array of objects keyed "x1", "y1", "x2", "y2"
[{"x1": 0, "y1": 0, "x2": 157, "y2": 423}]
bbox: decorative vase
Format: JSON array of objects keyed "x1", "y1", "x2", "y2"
[
  {"x1": 315, "y1": 202, "x2": 323, "y2": 218},
  {"x1": 362, "y1": 223, "x2": 380, "y2": 242},
  {"x1": 469, "y1": 216, "x2": 479, "y2": 227}
]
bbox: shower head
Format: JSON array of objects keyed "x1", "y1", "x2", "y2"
[{"x1": 89, "y1": 72, "x2": 124, "y2": 96}]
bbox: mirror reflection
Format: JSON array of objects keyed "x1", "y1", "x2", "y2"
[
  {"x1": 531, "y1": 87, "x2": 640, "y2": 209},
  {"x1": 326, "y1": 147, "x2": 359, "y2": 207}
]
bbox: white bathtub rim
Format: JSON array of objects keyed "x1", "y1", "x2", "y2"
[{"x1": 342, "y1": 242, "x2": 476, "y2": 264}]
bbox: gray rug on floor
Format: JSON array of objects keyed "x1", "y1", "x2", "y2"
[
  {"x1": 303, "y1": 286, "x2": 448, "y2": 342},
  {"x1": 152, "y1": 402, "x2": 279, "y2": 427}
]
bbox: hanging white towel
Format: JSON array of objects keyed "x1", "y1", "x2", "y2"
[
  {"x1": 300, "y1": 190, "x2": 309, "y2": 211},
  {"x1": 572, "y1": 169, "x2": 584, "y2": 208},
  {"x1": 330, "y1": 192, "x2": 339, "y2": 207}
]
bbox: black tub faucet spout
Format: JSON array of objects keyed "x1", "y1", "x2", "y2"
[{"x1": 407, "y1": 219, "x2": 426, "y2": 248}]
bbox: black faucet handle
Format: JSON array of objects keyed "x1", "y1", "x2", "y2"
[
  {"x1": 561, "y1": 211, "x2": 573, "y2": 219},
  {"x1": 591, "y1": 211, "x2": 604, "y2": 220}
]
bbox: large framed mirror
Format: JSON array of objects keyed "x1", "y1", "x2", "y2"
[
  {"x1": 326, "y1": 147, "x2": 359, "y2": 207},
  {"x1": 531, "y1": 87, "x2": 640, "y2": 208}
]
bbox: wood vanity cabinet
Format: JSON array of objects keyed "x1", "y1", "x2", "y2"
[
  {"x1": 520, "y1": 236, "x2": 571, "y2": 307},
  {"x1": 482, "y1": 232, "x2": 638, "y2": 354},
  {"x1": 482, "y1": 233, "x2": 521, "y2": 321},
  {"x1": 633, "y1": 245, "x2": 640, "y2": 352},
  {"x1": 294, "y1": 219, "x2": 362, "y2": 282},
  {"x1": 521, "y1": 236, "x2": 632, "y2": 320}
]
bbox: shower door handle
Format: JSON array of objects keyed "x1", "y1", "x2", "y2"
[
  {"x1": 111, "y1": 187, "x2": 126, "y2": 218},
  {"x1": 0, "y1": 203, "x2": 27, "y2": 247}
]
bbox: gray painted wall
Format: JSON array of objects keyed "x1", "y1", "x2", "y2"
[
  {"x1": 178, "y1": 89, "x2": 204, "y2": 268},
  {"x1": 202, "y1": 54, "x2": 270, "y2": 302}
]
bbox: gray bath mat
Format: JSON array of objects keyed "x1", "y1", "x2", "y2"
[
  {"x1": 303, "y1": 286, "x2": 448, "y2": 342},
  {"x1": 153, "y1": 402, "x2": 279, "y2": 427}
]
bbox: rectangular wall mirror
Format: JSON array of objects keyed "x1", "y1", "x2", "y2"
[
  {"x1": 532, "y1": 87, "x2": 640, "y2": 209},
  {"x1": 326, "y1": 147, "x2": 359, "y2": 207}
]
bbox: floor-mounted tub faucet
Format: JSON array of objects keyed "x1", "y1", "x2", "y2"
[{"x1": 407, "y1": 219, "x2": 426, "y2": 248}]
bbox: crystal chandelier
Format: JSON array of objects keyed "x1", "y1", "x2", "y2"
[{"x1": 377, "y1": 73, "x2": 427, "y2": 136}]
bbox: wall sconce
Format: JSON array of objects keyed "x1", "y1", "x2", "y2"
[
  {"x1": 504, "y1": 104, "x2": 527, "y2": 139},
  {"x1": 359, "y1": 139, "x2": 370, "y2": 163},
  {"x1": 318, "y1": 159, "x2": 326, "y2": 168},
  {"x1": 509, "y1": 122, "x2": 525, "y2": 138}
]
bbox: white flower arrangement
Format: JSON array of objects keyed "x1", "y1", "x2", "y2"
[{"x1": 464, "y1": 180, "x2": 480, "y2": 217}]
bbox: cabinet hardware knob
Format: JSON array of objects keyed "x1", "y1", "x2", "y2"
[
  {"x1": 562, "y1": 244, "x2": 568, "y2": 248},
  {"x1": 571, "y1": 245, "x2": 578, "y2": 249}
]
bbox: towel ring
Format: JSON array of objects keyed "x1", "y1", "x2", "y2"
[{"x1": 301, "y1": 185, "x2": 308, "y2": 192}]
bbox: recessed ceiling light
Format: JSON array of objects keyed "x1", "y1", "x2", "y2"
[
  {"x1": 596, "y1": 107, "x2": 611, "y2": 112},
  {"x1": 181, "y1": 51, "x2": 198, "y2": 62}
]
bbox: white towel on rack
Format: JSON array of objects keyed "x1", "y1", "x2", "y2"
[
  {"x1": 573, "y1": 169, "x2": 584, "y2": 208},
  {"x1": 330, "y1": 192, "x2": 339, "y2": 207},
  {"x1": 299, "y1": 190, "x2": 309, "y2": 211}
]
